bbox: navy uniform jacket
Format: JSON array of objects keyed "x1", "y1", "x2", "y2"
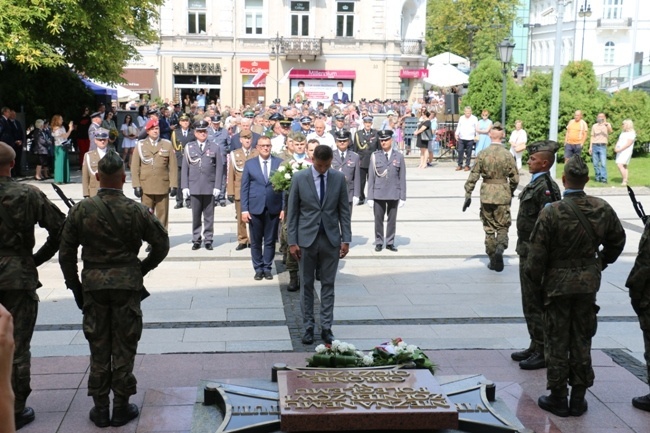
[
  {"x1": 181, "y1": 140, "x2": 223, "y2": 195},
  {"x1": 331, "y1": 150, "x2": 361, "y2": 203},
  {"x1": 352, "y1": 128, "x2": 379, "y2": 168},
  {"x1": 172, "y1": 128, "x2": 195, "y2": 167},
  {"x1": 367, "y1": 150, "x2": 407, "y2": 201}
]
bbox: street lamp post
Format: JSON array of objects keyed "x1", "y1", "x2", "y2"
[
  {"x1": 578, "y1": 1, "x2": 592, "y2": 61},
  {"x1": 269, "y1": 32, "x2": 284, "y2": 101},
  {"x1": 523, "y1": 23, "x2": 540, "y2": 76},
  {"x1": 497, "y1": 38, "x2": 515, "y2": 129}
]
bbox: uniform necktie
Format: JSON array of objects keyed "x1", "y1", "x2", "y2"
[
  {"x1": 245, "y1": 150, "x2": 249, "y2": 157},
  {"x1": 319, "y1": 174, "x2": 325, "y2": 205},
  {"x1": 263, "y1": 160, "x2": 269, "y2": 182},
  {"x1": 183, "y1": 131, "x2": 187, "y2": 137},
  {"x1": 200, "y1": 142, "x2": 204, "y2": 152},
  {"x1": 341, "y1": 151, "x2": 345, "y2": 160},
  {"x1": 385, "y1": 152, "x2": 389, "y2": 161}
]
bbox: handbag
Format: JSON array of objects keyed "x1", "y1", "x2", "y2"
[
  {"x1": 60, "y1": 138, "x2": 73, "y2": 152},
  {"x1": 419, "y1": 123, "x2": 432, "y2": 141}
]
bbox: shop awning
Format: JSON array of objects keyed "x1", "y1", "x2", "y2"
[
  {"x1": 121, "y1": 68, "x2": 157, "y2": 93},
  {"x1": 289, "y1": 69, "x2": 356, "y2": 80}
]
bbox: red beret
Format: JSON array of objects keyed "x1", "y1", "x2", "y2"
[{"x1": 145, "y1": 119, "x2": 159, "y2": 130}]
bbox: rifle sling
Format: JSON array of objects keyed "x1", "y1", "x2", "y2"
[{"x1": 564, "y1": 197, "x2": 598, "y2": 254}]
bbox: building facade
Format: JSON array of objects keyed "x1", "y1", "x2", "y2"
[{"x1": 123, "y1": 0, "x2": 428, "y2": 108}]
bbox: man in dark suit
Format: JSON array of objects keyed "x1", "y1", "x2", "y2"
[
  {"x1": 331, "y1": 131, "x2": 360, "y2": 213},
  {"x1": 171, "y1": 114, "x2": 195, "y2": 208},
  {"x1": 240, "y1": 136, "x2": 284, "y2": 280},
  {"x1": 288, "y1": 145, "x2": 352, "y2": 345},
  {"x1": 230, "y1": 117, "x2": 261, "y2": 150},
  {"x1": 0, "y1": 107, "x2": 18, "y2": 177},
  {"x1": 332, "y1": 82, "x2": 350, "y2": 104}
]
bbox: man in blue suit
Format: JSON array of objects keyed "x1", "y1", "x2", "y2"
[
  {"x1": 288, "y1": 145, "x2": 352, "y2": 345},
  {"x1": 241, "y1": 136, "x2": 284, "y2": 280},
  {"x1": 332, "y1": 81, "x2": 350, "y2": 104}
]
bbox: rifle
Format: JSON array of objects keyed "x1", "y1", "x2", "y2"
[
  {"x1": 627, "y1": 185, "x2": 649, "y2": 225},
  {"x1": 51, "y1": 183, "x2": 76, "y2": 208}
]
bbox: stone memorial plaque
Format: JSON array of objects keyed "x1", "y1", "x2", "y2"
[{"x1": 277, "y1": 369, "x2": 458, "y2": 432}]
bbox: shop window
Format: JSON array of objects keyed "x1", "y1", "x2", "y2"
[
  {"x1": 188, "y1": 0, "x2": 207, "y2": 35},
  {"x1": 604, "y1": 41, "x2": 615, "y2": 64},
  {"x1": 245, "y1": 0, "x2": 263, "y2": 35},
  {"x1": 290, "y1": 1, "x2": 310, "y2": 36},
  {"x1": 603, "y1": 0, "x2": 623, "y2": 20},
  {"x1": 336, "y1": 2, "x2": 354, "y2": 37}
]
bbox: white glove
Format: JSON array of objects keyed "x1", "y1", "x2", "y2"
[
  {"x1": 353, "y1": 196, "x2": 359, "y2": 206},
  {"x1": 399, "y1": 200, "x2": 405, "y2": 208},
  {"x1": 213, "y1": 188, "x2": 220, "y2": 198},
  {"x1": 367, "y1": 199, "x2": 374, "y2": 208},
  {"x1": 182, "y1": 188, "x2": 190, "y2": 200}
]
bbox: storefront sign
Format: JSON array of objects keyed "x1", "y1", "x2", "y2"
[
  {"x1": 173, "y1": 62, "x2": 221, "y2": 75},
  {"x1": 289, "y1": 69, "x2": 356, "y2": 80},
  {"x1": 240, "y1": 61, "x2": 270, "y2": 75},
  {"x1": 400, "y1": 69, "x2": 429, "y2": 79}
]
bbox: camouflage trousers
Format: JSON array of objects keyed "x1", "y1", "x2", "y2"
[
  {"x1": 479, "y1": 203, "x2": 511, "y2": 256},
  {"x1": 635, "y1": 306, "x2": 650, "y2": 379},
  {"x1": 544, "y1": 293, "x2": 599, "y2": 391},
  {"x1": 518, "y1": 257, "x2": 545, "y2": 353},
  {"x1": 0, "y1": 290, "x2": 38, "y2": 413},
  {"x1": 83, "y1": 290, "x2": 142, "y2": 403},
  {"x1": 280, "y1": 218, "x2": 298, "y2": 272}
]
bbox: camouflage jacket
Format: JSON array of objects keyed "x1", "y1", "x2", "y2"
[
  {"x1": 59, "y1": 189, "x2": 170, "y2": 292},
  {"x1": 526, "y1": 191, "x2": 625, "y2": 297},
  {"x1": 0, "y1": 176, "x2": 65, "y2": 291},
  {"x1": 515, "y1": 172, "x2": 561, "y2": 256},
  {"x1": 464, "y1": 143, "x2": 519, "y2": 204},
  {"x1": 626, "y1": 222, "x2": 650, "y2": 305}
]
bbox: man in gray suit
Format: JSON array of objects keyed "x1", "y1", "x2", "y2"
[
  {"x1": 288, "y1": 145, "x2": 352, "y2": 345},
  {"x1": 367, "y1": 130, "x2": 406, "y2": 252},
  {"x1": 331, "y1": 131, "x2": 361, "y2": 214}
]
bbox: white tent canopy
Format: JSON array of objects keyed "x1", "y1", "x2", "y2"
[
  {"x1": 423, "y1": 63, "x2": 469, "y2": 88},
  {"x1": 427, "y1": 52, "x2": 469, "y2": 66}
]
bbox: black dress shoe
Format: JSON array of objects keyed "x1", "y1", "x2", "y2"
[
  {"x1": 632, "y1": 394, "x2": 650, "y2": 411},
  {"x1": 219, "y1": 200, "x2": 227, "y2": 207},
  {"x1": 89, "y1": 406, "x2": 110, "y2": 428},
  {"x1": 254, "y1": 271, "x2": 263, "y2": 281},
  {"x1": 264, "y1": 272, "x2": 273, "y2": 280},
  {"x1": 15, "y1": 407, "x2": 35, "y2": 430},
  {"x1": 519, "y1": 352, "x2": 546, "y2": 370},
  {"x1": 235, "y1": 243, "x2": 247, "y2": 251},
  {"x1": 538, "y1": 394, "x2": 569, "y2": 417},
  {"x1": 511, "y1": 348, "x2": 534, "y2": 361},
  {"x1": 386, "y1": 245, "x2": 398, "y2": 252},
  {"x1": 321, "y1": 328, "x2": 334, "y2": 344},
  {"x1": 302, "y1": 328, "x2": 314, "y2": 345},
  {"x1": 569, "y1": 397, "x2": 588, "y2": 416},
  {"x1": 174, "y1": 203, "x2": 183, "y2": 209},
  {"x1": 205, "y1": 243, "x2": 213, "y2": 251},
  {"x1": 375, "y1": 245, "x2": 383, "y2": 252},
  {"x1": 111, "y1": 403, "x2": 139, "y2": 427},
  {"x1": 192, "y1": 243, "x2": 201, "y2": 250},
  {"x1": 357, "y1": 199, "x2": 365, "y2": 205}
]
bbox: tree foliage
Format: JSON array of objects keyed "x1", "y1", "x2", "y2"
[
  {"x1": 426, "y1": 0, "x2": 520, "y2": 65},
  {"x1": 462, "y1": 58, "x2": 510, "y2": 118},
  {"x1": 603, "y1": 89, "x2": 650, "y2": 157},
  {"x1": 0, "y1": 0, "x2": 162, "y2": 82}
]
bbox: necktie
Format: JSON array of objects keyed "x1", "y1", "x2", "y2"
[
  {"x1": 319, "y1": 174, "x2": 325, "y2": 205},
  {"x1": 385, "y1": 152, "x2": 389, "y2": 161},
  {"x1": 341, "y1": 152, "x2": 345, "y2": 160},
  {"x1": 263, "y1": 160, "x2": 269, "y2": 182},
  {"x1": 245, "y1": 150, "x2": 249, "y2": 157},
  {"x1": 183, "y1": 131, "x2": 187, "y2": 137},
  {"x1": 200, "y1": 142, "x2": 204, "y2": 152}
]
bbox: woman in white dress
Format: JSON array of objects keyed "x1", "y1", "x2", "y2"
[
  {"x1": 120, "y1": 114, "x2": 138, "y2": 168},
  {"x1": 508, "y1": 120, "x2": 528, "y2": 172},
  {"x1": 614, "y1": 119, "x2": 636, "y2": 186}
]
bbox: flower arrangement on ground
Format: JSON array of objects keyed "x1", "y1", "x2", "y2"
[
  {"x1": 270, "y1": 159, "x2": 312, "y2": 192},
  {"x1": 306, "y1": 338, "x2": 436, "y2": 373}
]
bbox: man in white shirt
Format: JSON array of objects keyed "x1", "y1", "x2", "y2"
[
  {"x1": 455, "y1": 106, "x2": 478, "y2": 171},
  {"x1": 306, "y1": 119, "x2": 335, "y2": 150}
]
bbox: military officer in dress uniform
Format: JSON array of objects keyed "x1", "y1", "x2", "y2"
[
  {"x1": 331, "y1": 130, "x2": 360, "y2": 213},
  {"x1": 352, "y1": 116, "x2": 378, "y2": 205},
  {"x1": 227, "y1": 129, "x2": 259, "y2": 251},
  {"x1": 171, "y1": 114, "x2": 194, "y2": 208},
  {"x1": 299, "y1": 116, "x2": 314, "y2": 136},
  {"x1": 367, "y1": 130, "x2": 406, "y2": 252},
  {"x1": 131, "y1": 118, "x2": 178, "y2": 230},
  {"x1": 330, "y1": 114, "x2": 347, "y2": 136},
  {"x1": 181, "y1": 120, "x2": 224, "y2": 250},
  {"x1": 82, "y1": 128, "x2": 110, "y2": 198},
  {"x1": 272, "y1": 117, "x2": 292, "y2": 154},
  {"x1": 88, "y1": 112, "x2": 103, "y2": 151},
  {"x1": 206, "y1": 115, "x2": 231, "y2": 207}
]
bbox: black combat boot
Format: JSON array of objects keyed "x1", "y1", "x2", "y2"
[
  {"x1": 15, "y1": 407, "x2": 35, "y2": 430},
  {"x1": 519, "y1": 351, "x2": 546, "y2": 370},
  {"x1": 111, "y1": 395, "x2": 139, "y2": 427},
  {"x1": 632, "y1": 393, "x2": 650, "y2": 412},
  {"x1": 511, "y1": 347, "x2": 534, "y2": 361},
  {"x1": 569, "y1": 386, "x2": 588, "y2": 416},
  {"x1": 288, "y1": 271, "x2": 299, "y2": 292},
  {"x1": 538, "y1": 388, "x2": 569, "y2": 417},
  {"x1": 493, "y1": 245, "x2": 505, "y2": 272},
  {"x1": 89, "y1": 395, "x2": 110, "y2": 428}
]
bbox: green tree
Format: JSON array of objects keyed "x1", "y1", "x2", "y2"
[
  {"x1": 603, "y1": 89, "x2": 650, "y2": 157},
  {"x1": 461, "y1": 58, "x2": 505, "y2": 117},
  {"x1": 426, "y1": 0, "x2": 520, "y2": 65},
  {"x1": 509, "y1": 71, "x2": 552, "y2": 144},
  {"x1": 0, "y1": 0, "x2": 162, "y2": 83}
]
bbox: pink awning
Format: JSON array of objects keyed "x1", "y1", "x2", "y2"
[{"x1": 400, "y1": 69, "x2": 429, "y2": 79}]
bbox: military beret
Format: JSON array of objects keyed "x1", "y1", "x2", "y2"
[
  {"x1": 179, "y1": 114, "x2": 190, "y2": 121},
  {"x1": 90, "y1": 112, "x2": 102, "y2": 119},
  {"x1": 377, "y1": 130, "x2": 394, "y2": 140},
  {"x1": 334, "y1": 114, "x2": 345, "y2": 121},
  {"x1": 243, "y1": 110, "x2": 255, "y2": 118},
  {"x1": 334, "y1": 130, "x2": 351, "y2": 141},
  {"x1": 269, "y1": 113, "x2": 284, "y2": 121},
  {"x1": 300, "y1": 116, "x2": 312, "y2": 124},
  {"x1": 145, "y1": 118, "x2": 159, "y2": 130},
  {"x1": 240, "y1": 129, "x2": 253, "y2": 138},
  {"x1": 527, "y1": 140, "x2": 559, "y2": 155},
  {"x1": 193, "y1": 120, "x2": 209, "y2": 131},
  {"x1": 564, "y1": 154, "x2": 589, "y2": 178},
  {"x1": 95, "y1": 128, "x2": 110, "y2": 140},
  {"x1": 293, "y1": 133, "x2": 306, "y2": 143},
  {"x1": 98, "y1": 150, "x2": 124, "y2": 175},
  {"x1": 362, "y1": 116, "x2": 374, "y2": 123}
]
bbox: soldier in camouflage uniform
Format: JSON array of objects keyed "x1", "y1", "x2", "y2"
[
  {"x1": 511, "y1": 141, "x2": 561, "y2": 371},
  {"x1": 527, "y1": 155, "x2": 625, "y2": 417},
  {"x1": 626, "y1": 214, "x2": 650, "y2": 412},
  {"x1": 463, "y1": 123, "x2": 519, "y2": 271},
  {"x1": 0, "y1": 141, "x2": 65, "y2": 429},
  {"x1": 59, "y1": 151, "x2": 169, "y2": 428}
]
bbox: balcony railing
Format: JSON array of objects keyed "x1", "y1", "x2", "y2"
[
  {"x1": 401, "y1": 39, "x2": 423, "y2": 55},
  {"x1": 280, "y1": 37, "x2": 323, "y2": 58},
  {"x1": 596, "y1": 17, "x2": 632, "y2": 29}
]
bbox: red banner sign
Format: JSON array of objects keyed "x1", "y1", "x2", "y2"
[
  {"x1": 240, "y1": 61, "x2": 270, "y2": 75},
  {"x1": 400, "y1": 69, "x2": 429, "y2": 79},
  {"x1": 289, "y1": 69, "x2": 356, "y2": 80}
]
